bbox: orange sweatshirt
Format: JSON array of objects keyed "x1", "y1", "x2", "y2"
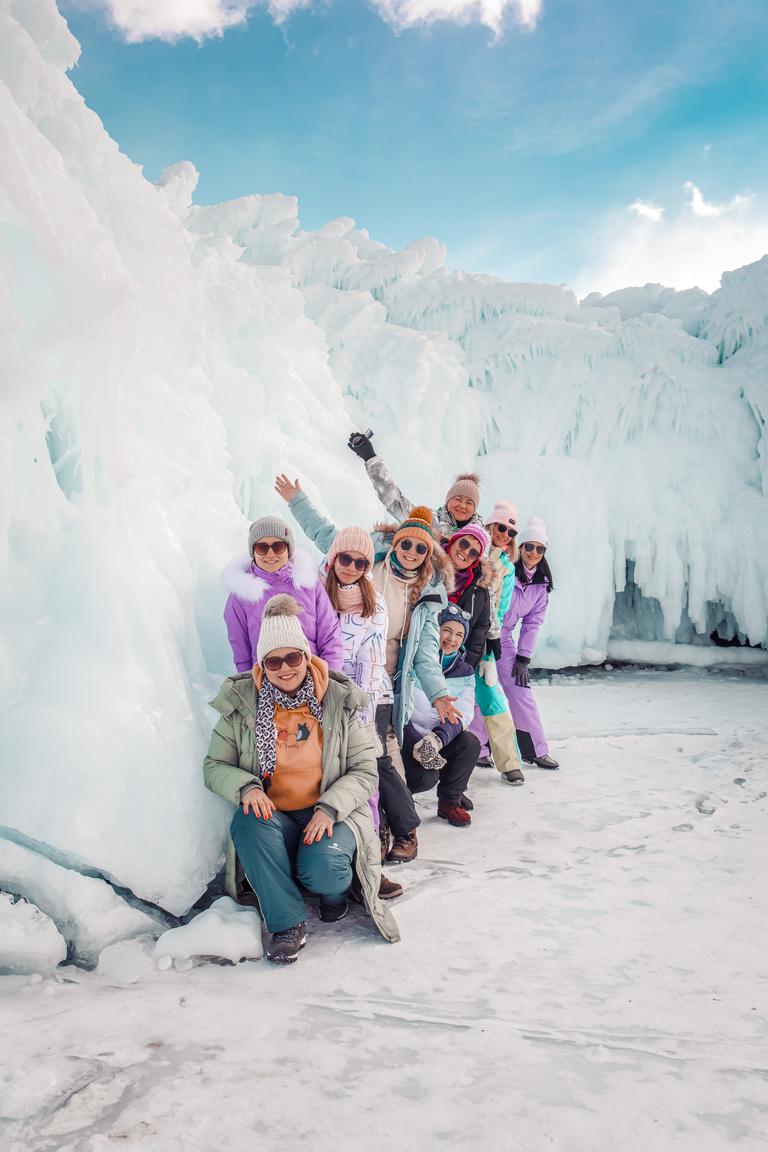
[{"x1": 253, "y1": 658, "x2": 329, "y2": 812}]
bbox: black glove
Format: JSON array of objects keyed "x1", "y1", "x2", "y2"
[
  {"x1": 486, "y1": 637, "x2": 502, "y2": 661},
  {"x1": 514, "y1": 659, "x2": 530, "y2": 687},
  {"x1": 348, "y1": 430, "x2": 375, "y2": 462}
]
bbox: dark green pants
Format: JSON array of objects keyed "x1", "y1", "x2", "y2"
[{"x1": 231, "y1": 807, "x2": 356, "y2": 933}]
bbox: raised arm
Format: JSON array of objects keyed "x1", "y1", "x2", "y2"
[
  {"x1": 275, "y1": 475, "x2": 340, "y2": 555},
  {"x1": 348, "y1": 432, "x2": 413, "y2": 523}
]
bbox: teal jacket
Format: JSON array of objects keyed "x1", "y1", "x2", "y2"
[{"x1": 287, "y1": 490, "x2": 450, "y2": 742}]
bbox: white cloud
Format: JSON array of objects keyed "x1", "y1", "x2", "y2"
[
  {"x1": 74, "y1": 0, "x2": 541, "y2": 42},
  {"x1": 683, "y1": 180, "x2": 752, "y2": 218},
  {"x1": 629, "y1": 200, "x2": 665, "y2": 223},
  {"x1": 578, "y1": 184, "x2": 768, "y2": 296},
  {"x1": 370, "y1": 0, "x2": 542, "y2": 36}
]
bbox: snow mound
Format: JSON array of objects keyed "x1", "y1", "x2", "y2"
[
  {"x1": 154, "y1": 897, "x2": 264, "y2": 968},
  {"x1": 0, "y1": 892, "x2": 66, "y2": 975}
]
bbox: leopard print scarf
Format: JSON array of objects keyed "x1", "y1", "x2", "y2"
[{"x1": 255, "y1": 673, "x2": 324, "y2": 782}]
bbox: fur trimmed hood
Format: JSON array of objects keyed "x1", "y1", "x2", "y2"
[{"x1": 222, "y1": 549, "x2": 319, "y2": 603}]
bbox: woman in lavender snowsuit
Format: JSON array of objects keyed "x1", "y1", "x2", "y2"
[
  {"x1": 497, "y1": 518, "x2": 559, "y2": 770},
  {"x1": 222, "y1": 515, "x2": 344, "y2": 674}
]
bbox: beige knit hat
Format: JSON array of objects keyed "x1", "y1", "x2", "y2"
[
  {"x1": 445, "y1": 473, "x2": 480, "y2": 510},
  {"x1": 327, "y1": 526, "x2": 374, "y2": 567},
  {"x1": 256, "y1": 595, "x2": 311, "y2": 663}
]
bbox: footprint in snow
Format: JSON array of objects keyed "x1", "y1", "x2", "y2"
[
  {"x1": 672, "y1": 823, "x2": 694, "y2": 832},
  {"x1": 695, "y1": 796, "x2": 716, "y2": 816}
]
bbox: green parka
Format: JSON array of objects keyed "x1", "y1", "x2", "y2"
[{"x1": 203, "y1": 670, "x2": 400, "y2": 944}]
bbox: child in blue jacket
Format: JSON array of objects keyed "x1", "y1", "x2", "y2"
[{"x1": 402, "y1": 605, "x2": 481, "y2": 827}]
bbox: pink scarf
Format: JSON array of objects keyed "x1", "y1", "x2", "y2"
[{"x1": 335, "y1": 580, "x2": 364, "y2": 613}]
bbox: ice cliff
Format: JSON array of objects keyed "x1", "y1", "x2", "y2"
[{"x1": 1, "y1": 0, "x2": 767, "y2": 954}]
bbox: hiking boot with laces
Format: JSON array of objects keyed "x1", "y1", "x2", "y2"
[
  {"x1": 437, "y1": 797, "x2": 472, "y2": 827},
  {"x1": 387, "y1": 830, "x2": 418, "y2": 864},
  {"x1": 266, "y1": 921, "x2": 307, "y2": 964},
  {"x1": 412, "y1": 732, "x2": 447, "y2": 771},
  {"x1": 379, "y1": 873, "x2": 403, "y2": 900}
]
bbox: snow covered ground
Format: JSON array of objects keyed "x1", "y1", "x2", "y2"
[{"x1": 2, "y1": 671, "x2": 766, "y2": 1151}]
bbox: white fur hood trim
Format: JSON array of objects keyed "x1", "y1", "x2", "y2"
[{"x1": 222, "y1": 549, "x2": 319, "y2": 603}]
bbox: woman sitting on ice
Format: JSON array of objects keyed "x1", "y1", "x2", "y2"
[
  {"x1": 347, "y1": 429, "x2": 484, "y2": 542},
  {"x1": 275, "y1": 476, "x2": 460, "y2": 867},
  {"x1": 203, "y1": 594, "x2": 399, "y2": 964},
  {"x1": 402, "y1": 605, "x2": 481, "y2": 827},
  {"x1": 497, "y1": 518, "x2": 559, "y2": 770},
  {"x1": 443, "y1": 523, "x2": 526, "y2": 786},
  {"x1": 222, "y1": 515, "x2": 344, "y2": 673}
]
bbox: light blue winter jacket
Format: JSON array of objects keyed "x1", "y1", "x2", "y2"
[{"x1": 287, "y1": 490, "x2": 450, "y2": 743}]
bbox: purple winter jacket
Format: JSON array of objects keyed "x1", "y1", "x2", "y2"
[
  {"x1": 222, "y1": 551, "x2": 344, "y2": 674},
  {"x1": 500, "y1": 565, "x2": 550, "y2": 660}
]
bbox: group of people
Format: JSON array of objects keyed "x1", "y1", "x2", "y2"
[{"x1": 202, "y1": 431, "x2": 557, "y2": 964}]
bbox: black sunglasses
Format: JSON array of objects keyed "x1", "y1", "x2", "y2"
[
  {"x1": 522, "y1": 542, "x2": 546, "y2": 555},
  {"x1": 263, "y1": 651, "x2": 305, "y2": 672},
  {"x1": 455, "y1": 537, "x2": 481, "y2": 561},
  {"x1": 398, "y1": 540, "x2": 429, "y2": 556},
  {"x1": 336, "y1": 552, "x2": 369, "y2": 572},
  {"x1": 493, "y1": 523, "x2": 518, "y2": 538}
]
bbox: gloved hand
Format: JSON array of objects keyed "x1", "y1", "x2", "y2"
[
  {"x1": 348, "y1": 430, "x2": 376, "y2": 462},
  {"x1": 486, "y1": 637, "x2": 501, "y2": 662},
  {"x1": 514, "y1": 660, "x2": 530, "y2": 687}
]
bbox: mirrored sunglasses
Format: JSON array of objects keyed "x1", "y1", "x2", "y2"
[
  {"x1": 253, "y1": 540, "x2": 288, "y2": 556},
  {"x1": 263, "y1": 650, "x2": 305, "y2": 672},
  {"x1": 522, "y1": 542, "x2": 546, "y2": 555},
  {"x1": 398, "y1": 539, "x2": 429, "y2": 556},
  {"x1": 336, "y1": 552, "x2": 369, "y2": 572},
  {"x1": 443, "y1": 604, "x2": 471, "y2": 622}
]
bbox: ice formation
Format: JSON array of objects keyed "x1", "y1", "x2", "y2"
[
  {"x1": 1, "y1": 0, "x2": 767, "y2": 954},
  {"x1": 0, "y1": 892, "x2": 67, "y2": 976},
  {"x1": 153, "y1": 896, "x2": 264, "y2": 967}
]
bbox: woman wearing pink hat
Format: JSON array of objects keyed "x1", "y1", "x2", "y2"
[
  {"x1": 497, "y1": 517, "x2": 559, "y2": 770},
  {"x1": 444, "y1": 523, "x2": 526, "y2": 786}
]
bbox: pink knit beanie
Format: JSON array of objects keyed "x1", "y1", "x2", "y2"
[
  {"x1": 445, "y1": 473, "x2": 480, "y2": 510},
  {"x1": 486, "y1": 501, "x2": 519, "y2": 531},
  {"x1": 447, "y1": 524, "x2": 491, "y2": 558},
  {"x1": 327, "y1": 526, "x2": 374, "y2": 567}
]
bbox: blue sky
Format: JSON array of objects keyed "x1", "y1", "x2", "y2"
[{"x1": 61, "y1": 0, "x2": 768, "y2": 293}]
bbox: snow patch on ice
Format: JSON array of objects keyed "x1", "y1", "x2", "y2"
[
  {"x1": 0, "y1": 892, "x2": 66, "y2": 975},
  {"x1": 153, "y1": 897, "x2": 264, "y2": 967}
]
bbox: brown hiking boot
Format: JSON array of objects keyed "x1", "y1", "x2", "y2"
[
  {"x1": 437, "y1": 798, "x2": 472, "y2": 827},
  {"x1": 387, "y1": 830, "x2": 418, "y2": 864},
  {"x1": 379, "y1": 873, "x2": 403, "y2": 900},
  {"x1": 503, "y1": 768, "x2": 525, "y2": 786},
  {"x1": 379, "y1": 820, "x2": 392, "y2": 865}
]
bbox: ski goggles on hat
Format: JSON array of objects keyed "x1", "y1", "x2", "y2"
[
  {"x1": 493, "y1": 523, "x2": 518, "y2": 538},
  {"x1": 522, "y1": 542, "x2": 546, "y2": 556},
  {"x1": 263, "y1": 650, "x2": 305, "y2": 671},
  {"x1": 253, "y1": 540, "x2": 288, "y2": 556},
  {"x1": 454, "y1": 537, "x2": 482, "y2": 561},
  {"x1": 336, "y1": 552, "x2": 369, "y2": 572},
  {"x1": 442, "y1": 604, "x2": 471, "y2": 622},
  {"x1": 398, "y1": 539, "x2": 429, "y2": 556}
]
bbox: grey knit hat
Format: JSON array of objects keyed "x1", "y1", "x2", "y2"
[{"x1": 248, "y1": 515, "x2": 294, "y2": 558}]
